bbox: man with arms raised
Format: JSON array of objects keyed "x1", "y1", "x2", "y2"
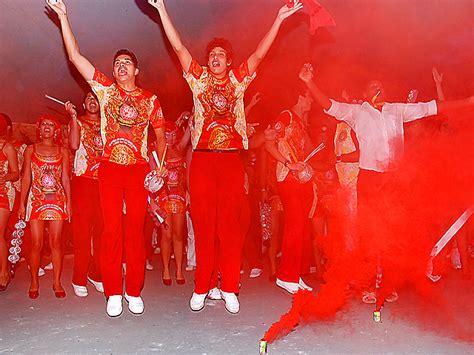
[{"x1": 47, "y1": 0, "x2": 166, "y2": 317}]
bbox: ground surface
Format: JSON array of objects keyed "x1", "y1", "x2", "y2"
[{"x1": 1, "y1": 256, "x2": 472, "y2": 354}]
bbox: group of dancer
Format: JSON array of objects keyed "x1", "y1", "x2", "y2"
[{"x1": 1, "y1": 0, "x2": 472, "y2": 319}]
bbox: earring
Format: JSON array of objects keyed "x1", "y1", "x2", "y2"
[{"x1": 54, "y1": 131, "x2": 58, "y2": 140}]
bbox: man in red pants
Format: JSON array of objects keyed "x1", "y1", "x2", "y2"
[
  {"x1": 64, "y1": 92, "x2": 104, "y2": 298},
  {"x1": 149, "y1": 0, "x2": 303, "y2": 313},
  {"x1": 47, "y1": 0, "x2": 165, "y2": 317},
  {"x1": 265, "y1": 90, "x2": 315, "y2": 294}
]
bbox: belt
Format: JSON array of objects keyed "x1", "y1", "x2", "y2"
[{"x1": 194, "y1": 149, "x2": 239, "y2": 154}]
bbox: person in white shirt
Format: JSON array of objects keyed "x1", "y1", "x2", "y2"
[{"x1": 298, "y1": 63, "x2": 474, "y2": 304}]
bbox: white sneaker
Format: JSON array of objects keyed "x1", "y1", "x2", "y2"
[
  {"x1": 220, "y1": 291, "x2": 240, "y2": 314},
  {"x1": 72, "y1": 283, "x2": 88, "y2": 297},
  {"x1": 276, "y1": 278, "x2": 301, "y2": 294},
  {"x1": 106, "y1": 295, "x2": 123, "y2": 317},
  {"x1": 207, "y1": 287, "x2": 222, "y2": 300},
  {"x1": 87, "y1": 277, "x2": 104, "y2": 293},
  {"x1": 145, "y1": 260, "x2": 154, "y2": 271},
  {"x1": 44, "y1": 262, "x2": 53, "y2": 271},
  {"x1": 124, "y1": 293, "x2": 144, "y2": 315},
  {"x1": 38, "y1": 267, "x2": 45, "y2": 277},
  {"x1": 298, "y1": 278, "x2": 313, "y2": 291},
  {"x1": 249, "y1": 268, "x2": 263, "y2": 278},
  {"x1": 189, "y1": 292, "x2": 206, "y2": 312}
]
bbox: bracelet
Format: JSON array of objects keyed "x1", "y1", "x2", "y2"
[{"x1": 284, "y1": 160, "x2": 290, "y2": 168}]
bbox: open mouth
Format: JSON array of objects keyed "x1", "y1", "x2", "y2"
[{"x1": 211, "y1": 60, "x2": 220, "y2": 68}]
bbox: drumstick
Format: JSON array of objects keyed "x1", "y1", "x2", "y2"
[
  {"x1": 152, "y1": 145, "x2": 167, "y2": 168},
  {"x1": 45, "y1": 94, "x2": 66, "y2": 106},
  {"x1": 304, "y1": 142, "x2": 326, "y2": 163}
]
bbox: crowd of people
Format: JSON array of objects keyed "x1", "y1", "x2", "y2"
[{"x1": 0, "y1": 0, "x2": 472, "y2": 320}]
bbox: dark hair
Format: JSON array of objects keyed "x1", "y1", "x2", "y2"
[
  {"x1": 113, "y1": 49, "x2": 139, "y2": 68},
  {"x1": 0, "y1": 113, "x2": 12, "y2": 128},
  {"x1": 205, "y1": 38, "x2": 233, "y2": 63}
]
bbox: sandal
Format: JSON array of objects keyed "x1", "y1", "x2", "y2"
[{"x1": 361, "y1": 291, "x2": 377, "y2": 304}]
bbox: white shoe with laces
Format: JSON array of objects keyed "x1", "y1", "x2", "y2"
[
  {"x1": 124, "y1": 293, "x2": 144, "y2": 315},
  {"x1": 106, "y1": 295, "x2": 123, "y2": 317},
  {"x1": 276, "y1": 278, "x2": 302, "y2": 294},
  {"x1": 44, "y1": 262, "x2": 53, "y2": 271},
  {"x1": 220, "y1": 291, "x2": 240, "y2": 314},
  {"x1": 207, "y1": 287, "x2": 222, "y2": 300},
  {"x1": 87, "y1": 277, "x2": 104, "y2": 293},
  {"x1": 298, "y1": 278, "x2": 313, "y2": 291},
  {"x1": 72, "y1": 283, "x2": 88, "y2": 297},
  {"x1": 189, "y1": 292, "x2": 206, "y2": 312}
]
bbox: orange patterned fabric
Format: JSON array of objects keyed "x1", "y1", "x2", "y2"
[
  {"x1": 73, "y1": 115, "x2": 103, "y2": 179},
  {"x1": 0, "y1": 143, "x2": 14, "y2": 211},
  {"x1": 88, "y1": 69, "x2": 164, "y2": 165},
  {"x1": 272, "y1": 110, "x2": 307, "y2": 182},
  {"x1": 26, "y1": 146, "x2": 68, "y2": 221},
  {"x1": 184, "y1": 59, "x2": 255, "y2": 150},
  {"x1": 157, "y1": 156, "x2": 187, "y2": 214}
]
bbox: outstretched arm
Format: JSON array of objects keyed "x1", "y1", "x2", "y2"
[
  {"x1": 299, "y1": 64, "x2": 332, "y2": 110},
  {"x1": 148, "y1": 0, "x2": 192, "y2": 72},
  {"x1": 46, "y1": 0, "x2": 94, "y2": 81},
  {"x1": 437, "y1": 96, "x2": 474, "y2": 114},
  {"x1": 247, "y1": 1, "x2": 303, "y2": 75},
  {"x1": 432, "y1": 67, "x2": 445, "y2": 102}
]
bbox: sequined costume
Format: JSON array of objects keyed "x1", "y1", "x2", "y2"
[
  {"x1": 157, "y1": 156, "x2": 186, "y2": 215},
  {"x1": 0, "y1": 143, "x2": 15, "y2": 211},
  {"x1": 26, "y1": 145, "x2": 68, "y2": 221}
]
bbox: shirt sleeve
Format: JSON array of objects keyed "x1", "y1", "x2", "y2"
[
  {"x1": 183, "y1": 58, "x2": 204, "y2": 84},
  {"x1": 324, "y1": 99, "x2": 358, "y2": 127},
  {"x1": 87, "y1": 69, "x2": 114, "y2": 100},
  {"x1": 230, "y1": 61, "x2": 256, "y2": 89},
  {"x1": 398, "y1": 100, "x2": 438, "y2": 123},
  {"x1": 150, "y1": 97, "x2": 164, "y2": 129}
]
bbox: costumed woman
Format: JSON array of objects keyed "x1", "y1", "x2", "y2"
[
  {"x1": 19, "y1": 115, "x2": 71, "y2": 299},
  {"x1": 0, "y1": 113, "x2": 19, "y2": 291},
  {"x1": 152, "y1": 121, "x2": 187, "y2": 285}
]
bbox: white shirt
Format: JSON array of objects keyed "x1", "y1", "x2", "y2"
[{"x1": 325, "y1": 99, "x2": 437, "y2": 172}]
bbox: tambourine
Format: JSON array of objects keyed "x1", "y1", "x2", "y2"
[
  {"x1": 8, "y1": 219, "x2": 27, "y2": 276},
  {"x1": 293, "y1": 164, "x2": 314, "y2": 184},
  {"x1": 144, "y1": 169, "x2": 165, "y2": 193}
]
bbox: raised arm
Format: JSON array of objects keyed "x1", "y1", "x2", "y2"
[
  {"x1": 247, "y1": 1, "x2": 303, "y2": 75},
  {"x1": 432, "y1": 67, "x2": 445, "y2": 102},
  {"x1": 46, "y1": 0, "x2": 94, "y2": 81},
  {"x1": 299, "y1": 64, "x2": 332, "y2": 111},
  {"x1": 148, "y1": 0, "x2": 192, "y2": 72},
  {"x1": 65, "y1": 101, "x2": 80, "y2": 150}
]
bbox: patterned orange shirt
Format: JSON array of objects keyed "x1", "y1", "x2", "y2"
[
  {"x1": 73, "y1": 115, "x2": 103, "y2": 179},
  {"x1": 184, "y1": 59, "x2": 255, "y2": 150},
  {"x1": 88, "y1": 69, "x2": 164, "y2": 165},
  {"x1": 272, "y1": 110, "x2": 307, "y2": 182}
]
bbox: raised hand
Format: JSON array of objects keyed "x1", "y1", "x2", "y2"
[
  {"x1": 432, "y1": 67, "x2": 443, "y2": 85},
  {"x1": 278, "y1": 0, "x2": 303, "y2": 21},
  {"x1": 250, "y1": 92, "x2": 261, "y2": 107},
  {"x1": 148, "y1": 0, "x2": 165, "y2": 11},
  {"x1": 45, "y1": 0, "x2": 67, "y2": 16},
  {"x1": 64, "y1": 101, "x2": 77, "y2": 119},
  {"x1": 299, "y1": 63, "x2": 314, "y2": 83}
]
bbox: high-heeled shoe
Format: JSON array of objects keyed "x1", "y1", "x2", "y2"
[
  {"x1": 28, "y1": 289, "x2": 39, "y2": 299},
  {"x1": 162, "y1": 278, "x2": 172, "y2": 286},
  {"x1": 0, "y1": 276, "x2": 10, "y2": 292},
  {"x1": 53, "y1": 288, "x2": 66, "y2": 298},
  {"x1": 176, "y1": 277, "x2": 185, "y2": 285}
]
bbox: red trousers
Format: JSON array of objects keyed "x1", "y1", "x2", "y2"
[
  {"x1": 190, "y1": 151, "x2": 245, "y2": 294},
  {"x1": 72, "y1": 176, "x2": 103, "y2": 286},
  {"x1": 277, "y1": 176, "x2": 313, "y2": 283},
  {"x1": 98, "y1": 161, "x2": 149, "y2": 297}
]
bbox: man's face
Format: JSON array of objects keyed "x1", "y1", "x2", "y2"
[
  {"x1": 112, "y1": 54, "x2": 139, "y2": 84},
  {"x1": 84, "y1": 92, "x2": 99, "y2": 114},
  {"x1": 298, "y1": 91, "x2": 314, "y2": 114},
  {"x1": 207, "y1": 46, "x2": 231, "y2": 77},
  {"x1": 364, "y1": 80, "x2": 385, "y2": 103}
]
